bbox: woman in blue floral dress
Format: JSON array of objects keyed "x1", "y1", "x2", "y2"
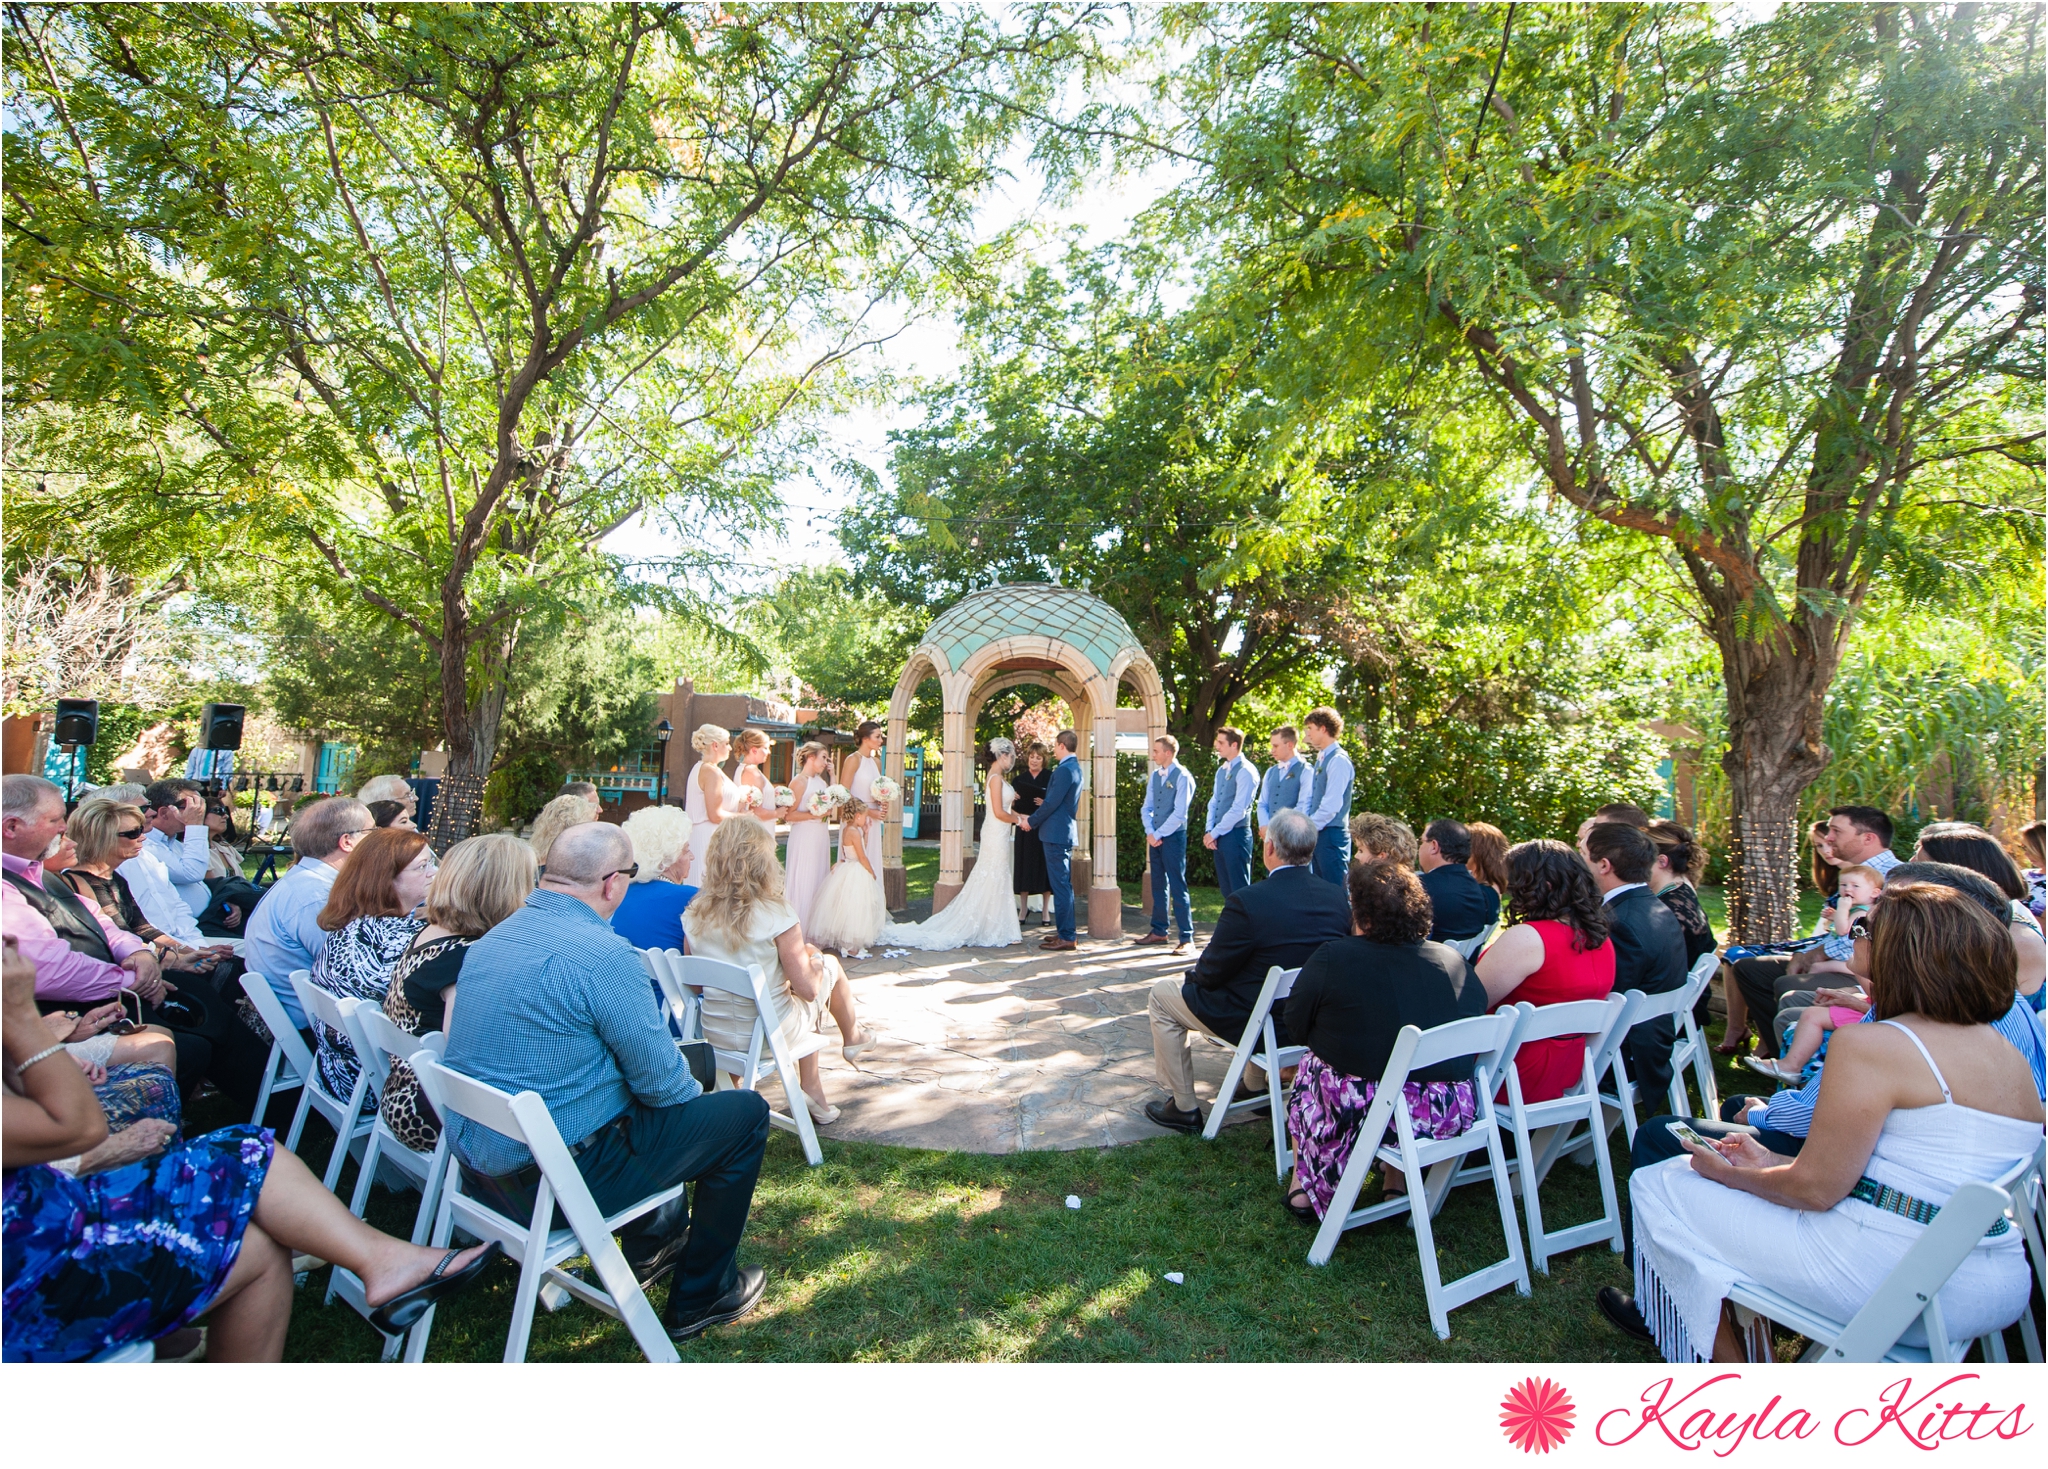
[
  {"x1": 4, "y1": 938, "x2": 498, "y2": 1361},
  {"x1": 1282, "y1": 860, "x2": 1488, "y2": 1219}
]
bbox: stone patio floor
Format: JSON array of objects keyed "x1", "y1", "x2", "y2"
[{"x1": 787, "y1": 912, "x2": 1251, "y2": 1153}]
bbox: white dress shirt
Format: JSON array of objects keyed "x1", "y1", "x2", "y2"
[{"x1": 144, "y1": 823, "x2": 214, "y2": 917}]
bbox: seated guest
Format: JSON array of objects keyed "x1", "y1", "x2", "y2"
[
  {"x1": 1474, "y1": 839, "x2": 1616, "y2": 1103},
  {"x1": 197, "y1": 802, "x2": 260, "y2": 935},
  {"x1": 1730, "y1": 804, "x2": 1898, "y2": 1058},
  {"x1": 243, "y1": 797, "x2": 372, "y2": 1028},
  {"x1": 1143, "y1": 808, "x2": 1352, "y2": 1133},
  {"x1": 611, "y1": 805, "x2": 698, "y2": 952},
  {"x1": 683, "y1": 819, "x2": 872, "y2": 1125},
  {"x1": 444, "y1": 821, "x2": 772, "y2": 1341},
  {"x1": 309, "y1": 830, "x2": 435, "y2": 1102},
  {"x1": 365, "y1": 800, "x2": 416, "y2": 831},
  {"x1": 1645, "y1": 819, "x2": 1717, "y2": 967},
  {"x1": 5, "y1": 777, "x2": 265, "y2": 1109},
  {"x1": 1417, "y1": 818, "x2": 1501, "y2": 942},
  {"x1": 130, "y1": 780, "x2": 215, "y2": 942},
  {"x1": 558, "y1": 780, "x2": 603, "y2": 814},
  {"x1": 1467, "y1": 822, "x2": 1510, "y2": 897},
  {"x1": 1913, "y1": 821, "x2": 2045, "y2": 1008},
  {"x1": 1583, "y1": 822, "x2": 1689, "y2": 1096},
  {"x1": 61, "y1": 801, "x2": 200, "y2": 968},
  {"x1": 1350, "y1": 811, "x2": 1418, "y2": 868},
  {"x1": 527, "y1": 792, "x2": 594, "y2": 866},
  {"x1": 4, "y1": 937, "x2": 497, "y2": 1361},
  {"x1": 1281, "y1": 859, "x2": 1488, "y2": 1220},
  {"x1": 1573, "y1": 801, "x2": 1650, "y2": 849},
  {"x1": 1599, "y1": 882, "x2": 2042, "y2": 1361},
  {"x1": 378, "y1": 834, "x2": 536, "y2": 1154},
  {"x1": 355, "y1": 774, "x2": 419, "y2": 826}
]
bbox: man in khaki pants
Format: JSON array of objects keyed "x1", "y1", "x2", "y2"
[{"x1": 1142, "y1": 810, "x2": 1352, "y2": 1133}]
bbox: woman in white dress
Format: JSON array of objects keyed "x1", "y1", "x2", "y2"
[
  {"x1": 1612, "y1": 881, "x2": 2042, "y2": 1363},
  {"x1": 683, "y1": 819, "x2": 873, "y2": 1125},
  {"x1": 838, "y1": 720, "x2": 885, "y2": 889},
  {"x1": 733, "y1": 728, "x2": 780, "y2": 830},
  {"x1": 882, "y1": 740, "x2": 1023, "y2": 951},
  {"x1": 782, "y1": 742, "x2": 833, "y2": 932},
  {"x1": 807, "y1": 799, "x2": 887, "y2": 959},
  {"x1": 685, "y1": 723, "x2": 743, "y2": 872}
]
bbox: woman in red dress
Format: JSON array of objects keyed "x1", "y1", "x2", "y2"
[{"x1": 1474, "y1": 838, "x2": 1616, "y2": 1101}]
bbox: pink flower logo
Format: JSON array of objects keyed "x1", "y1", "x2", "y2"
[{"x1": 1500, "y1": 1376, "x2": 1576, "y2": 1455}]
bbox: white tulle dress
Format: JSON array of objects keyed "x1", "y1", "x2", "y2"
[
  {"x1": 808, "y1": 818, "x2": 887, "y2": 957},
  {"x1": 881, "y1": 781, "x2": 1022, "y2": 950}
]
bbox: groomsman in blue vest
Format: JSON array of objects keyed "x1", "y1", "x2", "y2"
[
  {"x1": 1134, "y1": 735, "x2": 1197, "y2": 952},
  {"x1": 1257, "y1": 724, "x2": 1309, "y2": 872},
  {"x1": 1301, "y1": 706, "x2": 1354, "y2": 886},
  {"x1": 1202, "y1": 726, "x2": 1257, "y2": 901}
]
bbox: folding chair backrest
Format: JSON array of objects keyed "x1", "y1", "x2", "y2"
[
  {"x1": 1445, "y1": 922, "x2": 1498, "y2": 962},
  {"x1": 1621, "y1": 982, "x2": 1694, "y2": 1024},
  {"x1": 1400, "y1": 1009, "x2": 1521, "y2": 1078},
  {"x1": 241, "y1": 971, "x2": 315, "y2": 1077},
  {"x1": 354, "y1": 1003, "x2": 442, "y2": 1096},
  {"x1": 1684, "y1": 950, "x2": 1719, "y2": 1001},
  {"x1": 1513, "y1": 995, "x2": 1625, "y2": 1046},
  {"x1": 413, "y1": 1051, "x2": 532, "y2": 1156},
  {"x1": 289, "y1": 971, "x2": 361, "y2": 1051},
  {"x1": 677, "y1": 953, "x2": 760, "y2": 1002},
  {"x1": 638, "y1": 946, "x2": 698, "y2": 1036}
]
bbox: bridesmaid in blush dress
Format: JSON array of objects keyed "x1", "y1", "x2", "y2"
[
  {"x1": 685, "y1": 724, "x2": 743, "y2": 873},
  {"x1": 782, "y1": 742, "x2": 833, "y2": 933},
  {"x1": 838, "y1": 718, "x2": 886, "y2": 890},
  {"x1": 733, "y1": 728, "x2": 780, "y2": 830}
]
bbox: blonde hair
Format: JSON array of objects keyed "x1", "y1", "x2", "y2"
[
  {"x1": 733, "y1": 728, "x2": 769, "y2": 756},
  {"x1": 620, "y1": 804, "x2": 693, "y2": 882},
  {"x1": 425, "y1": 833, "x2": 536, "y2": 937},
  {"x1": 68, "y1": 799, "x2": 145, "y2": 867},
  {"x1": 686, "y1": 817, "x2": 785, "y2": 949},
  {"x1": 528, "y1": 793, "x2": 594, "y2": 864},
  {"x1": 795, "y1": 740, "x2": 829, "y2": 770},
  {"x1": 690, "y1": 722, "x2": 731, "y2": 755}
]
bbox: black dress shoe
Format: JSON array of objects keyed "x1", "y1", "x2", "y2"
[
  {"x1": 367, "y1": 1240, "x2": 504, "y2": 1334},
  {"x1": 664, "y1": 1266, "x2": 766, "y2": 1341},
  {"x1": 1597, "y1": 1285, "x2": 1655, "y2": 1344},
  {"x1": 626, "y1": 1232, "x2": 690, "y2": 1290},
  {"x1": 1143, "y1": 1098, "x2": 1203, "y2": 1134}
]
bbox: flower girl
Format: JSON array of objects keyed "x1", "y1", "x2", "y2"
[{"x1": 807, "y1": 791, "x2": 887, "y2": 958}]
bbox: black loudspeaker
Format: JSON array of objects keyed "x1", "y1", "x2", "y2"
[
  {"x1": 52, "y1": 698, "x2": 98, "y2": 747},
  {"x1": 198, "y1": 702, "x2": 245, "y2": 750}
]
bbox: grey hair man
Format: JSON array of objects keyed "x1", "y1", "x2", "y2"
[
  {"x1": 443, "y1": 818, "x2": 774, "y2": 1342},
  {"x1": 242, "y1": 796, "x2": 373, "y2": 1027},
  {"x1": 1142, "y1": 806, "x2": 1353, "y2": 1133},
  {"x1": 356, "y1": 774, "x2": 418, "y2": 820}
]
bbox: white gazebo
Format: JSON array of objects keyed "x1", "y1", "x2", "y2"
[{"x1": 881, "y1": 583, "x2": 1168, "y2": 938}]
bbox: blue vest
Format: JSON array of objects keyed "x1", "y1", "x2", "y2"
[
  {"x1": 1207, "y1": 757, "x2": 1251, "y2": 833},
  {"x1": 1265, "y1": 757, "x2": 1304, "y2": 817},
  {"x1": 1309, "y1": 747, "x2": 1352, "y2": 822}
]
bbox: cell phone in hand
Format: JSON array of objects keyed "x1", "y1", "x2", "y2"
[{"x1": 1666, "y1": 1121, "x2": 1713, "y2": 1150}]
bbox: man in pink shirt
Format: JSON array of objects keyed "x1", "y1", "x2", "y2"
[{"x1": 2, "y1": 775, "x2": 163, "y2": 1005}]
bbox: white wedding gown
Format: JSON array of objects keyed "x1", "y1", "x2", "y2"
[{"x1": 880, "y1": 781, "x2": 1022, "y2": 950}]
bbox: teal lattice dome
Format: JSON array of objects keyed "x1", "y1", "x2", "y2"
[{"x1": 915, "y1": 582, "x2": 1146, "y2": 681}]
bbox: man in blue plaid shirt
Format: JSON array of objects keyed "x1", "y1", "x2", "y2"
[{"x1": 444, "y1": 821, "x2": 771, "y2": 1341}]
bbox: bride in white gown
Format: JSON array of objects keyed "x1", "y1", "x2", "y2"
[{"x1": 881, "y1": 739, "x2": 1023, "y2": 950}]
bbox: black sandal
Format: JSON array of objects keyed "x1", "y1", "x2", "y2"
[
  {"x1": 367, "y1": 1240, "x2": 503, "y2": 1334},
  {"x1": 1284, "y1": 1186, "x2": 1317, "y2": 1224}
]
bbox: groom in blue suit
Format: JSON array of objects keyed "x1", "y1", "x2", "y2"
[{"x1": 1019, "y1": 728, "x2": 1083, "y2": 950}]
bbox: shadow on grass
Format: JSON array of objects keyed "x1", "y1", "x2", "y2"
[{"x1": 277, "y1": 1108, "x2": 1656, "y2": 1364}]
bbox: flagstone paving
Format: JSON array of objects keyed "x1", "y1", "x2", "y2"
[{"x1": 789, "y1": 909, "x2": 1253, "y2": 1153}]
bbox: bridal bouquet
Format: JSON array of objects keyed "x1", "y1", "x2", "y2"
[
  {"x1": 804, "y1": 786, "x2": 833, "y2": 816},
  {"x1": 868, "y1": 776, "x2": 899, "y2": 805},
  {"x1": 824, "y1": 783, "x2": 852, "y2": 806},
  {"x1": 772, "y1": 785, "x2": 795, "y2": 809},
  {"x1": 732, "y1": 785, "x2": 761, "y2": 811}
]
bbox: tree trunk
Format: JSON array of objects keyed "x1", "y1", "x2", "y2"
[
  {"x1": 1718, "y1": 625, "x2": 1840, "y2": 942},
  {"x1": 425, "y1": 611, "x2": 513, "y2": 851}
]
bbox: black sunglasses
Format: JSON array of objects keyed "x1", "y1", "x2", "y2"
[
  {"x1": 603, "y1": 865, "x2": 640, "y2": 883},
  {"x1": 117, "y1": 827, "x2": 147, "y2": 840}
]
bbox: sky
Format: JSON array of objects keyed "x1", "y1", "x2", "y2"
[{"x1": 599, "y1": 153, "x2": 1188, "y2": 591}]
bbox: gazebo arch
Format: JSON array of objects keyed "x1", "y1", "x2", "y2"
[{"x1": 881, "y1": 583, "x2": 1168, "y2": 938}]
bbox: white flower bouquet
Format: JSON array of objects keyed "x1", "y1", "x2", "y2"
[
  {"x1": 804, "y1": 786, "x2": 833, "y2": 816},
  {"x1": 869, "y1": 775, "x2": 899, "y2": 805},
  {"x1": 824, "y1": 784, "x2": 851, "y2": 805},
  {"x1": 732, "y1": 785, "x2": 761, "y2": 811},
  {"x1": 772, "y1": 785, "x2": 795, "y2": 809}
]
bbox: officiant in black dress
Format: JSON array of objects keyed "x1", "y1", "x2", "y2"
[{"x1": 1011, "y1": 742, "x2": 1053, "y2": 924}]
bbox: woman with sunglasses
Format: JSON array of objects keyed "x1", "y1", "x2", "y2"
[
  {"x1": 61, "y1": 801, "x2": 215, "y2": 975},
  {"x1": 307, "y1": 829, "x2": 436, "y2": 1103}
]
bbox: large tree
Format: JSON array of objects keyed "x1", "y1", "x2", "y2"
[
  {"x1": 1154, "y1": 2, "x2": 2044, "y2": 935},
  {"x1": 4, "y1": 2, "x2": 1115, "y2": 842}
]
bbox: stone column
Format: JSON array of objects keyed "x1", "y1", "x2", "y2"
[
  {"x1": 933, "y1": 670, "x2": 973, "y2": 914},
  {"x1": 1086, "y1": 679, "x2": 1121, "y2": 938},
  {"x1": 883, "y1": 713, "x2": 908, "y2": 910}
]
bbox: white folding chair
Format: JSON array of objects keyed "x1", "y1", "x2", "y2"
[
  {"x1": 1668, "y1": 951, "x2": 1722, "y2": 1119},
  {"x1": 1496, "y1": 994, "x2": 1629, "y2": 1274},
  {"x1": 1306, "y1": 1010, "x2": 1531, "y2": 1339},
  {"x1": 410, "y1": 1055, "x2": 682, "y2": 1363},
  {"x1": 239, "y1": 970, "x2": 308, "y2": 1126},
  {"x1": 1200, "y1": 965, "x2": 1303, "y2": 1180},
  {"x1": 637, "y1": 946, "x2": 702, "y2": 1040},
  {"x1": 284, "y1": 971, "x2": 378, "y2": 1193},
  {"x1": 1592, "y1": 953, "x2": 1725, "y2": 1144},
  {"x1": 326, "y1": 1007, "x2": 453, "y2": 1356},
  {"x1": 1729, "y1": 1138, "x2": 2047, "y2": 1363},
  {"x1": 677, "y1": 955, "x2": 823, "y2": 1167},
  {"x1": 1444, "y1": 920, "x2": 1499, "y2": 962}
]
